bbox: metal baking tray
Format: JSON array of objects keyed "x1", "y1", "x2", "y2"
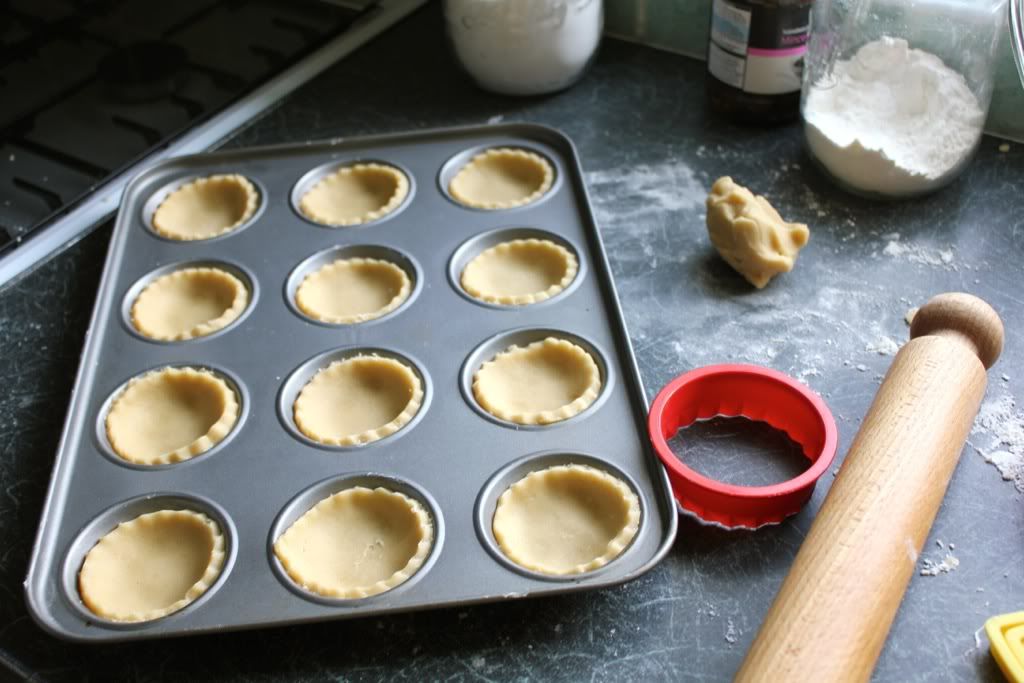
[{"x1": 24, "y1": 123, "x2": 678, "y2": 642}]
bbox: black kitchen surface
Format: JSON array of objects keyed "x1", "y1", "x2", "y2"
[
  {"x1": 2, "y1": 4, "x2": 1023, "y2": 681},
  {"x1": 0, "y1": 0, "x2": 362, "y2": 255}
]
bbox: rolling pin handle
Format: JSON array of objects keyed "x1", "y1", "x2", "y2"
[{"x1": 910, "y1": 292, "x2": 1004, "y2": 368}]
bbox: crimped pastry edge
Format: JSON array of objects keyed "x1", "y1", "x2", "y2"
[
  {"x1": 293, "y1": 355, "x2": 423, "y2": 446},
  {"x1": 472, "y1": 337, "x2": 601, "y2": 425},
  {"x1": 461, "y1": 238, "x2": 578, "y2": 305},
  {"x1": 152, "y1": 174, "x2": 259, "y2": 241},
  {"x1": 298, "y1": 163, "x2": 409, "y2": 227},
  {"x1": 449, "y1": 148, "x2": 554, "y2": 210},
  {"x1": 131, "y1": 266, "x2": 249, "y2": 341},
  {"x1": 492, "y1": 464, "x2": 641, "y2": 576},
  {"x1": 78, "y1": 509, "x2": 226, "y2": 622},
  {"x1": 295, "y1": 257, "x2": 412, "y2": 324},
  {"x1": 273, "y1": 486, "x2": 434, "y2": 599},
  {"x1": 105, "y1": 367, "x2": 240, "y2": 465}
]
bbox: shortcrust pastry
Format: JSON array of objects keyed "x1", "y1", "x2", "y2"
[
  {"x1": 78, "y1": 509, "x2": 225, "y2": 622},
  {"x1": 472, "y1": 337, "x2": 601, "y2": 425},
  {"x1": 105, "y1": 367, "x2": 239, "y2": 465},
  {"x1": 492, "y1": 464, "x2": 640, "y2": 575},
  {"x1": 298, "y1": 163, "x2": 408, "y2": 226},
  {"x1": 449, "y1": 148, "x2": 553, "y2": 209},
  {"x1": 295, "y1": 257, "x2": 411, "y2": 324},
  {"x1": 461, "y1": 238, "x2": 577, "y2": 305},
  {"x1": 131, "y1": 266, "x2": 248, "y2": 341},
  {"x1": 152, "y1": 174, "x2": 258, "y2": 240},
  {"x1": 293, "y1": 355, "x2": 422, "y2": 446},
  {"x1": 274, "y1": 486, "x2": 433, "y2": 599}
]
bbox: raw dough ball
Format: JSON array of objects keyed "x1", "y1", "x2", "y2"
[{"x1": 705, "y1": 176, "x2": 809, "y2": 289}]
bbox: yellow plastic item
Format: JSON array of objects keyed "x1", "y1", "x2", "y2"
[{"x1": 987, "y1": 612, "x2": 1024, "y2": 682}]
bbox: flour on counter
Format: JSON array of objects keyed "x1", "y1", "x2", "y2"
[
  {"x1": 881, "y1": 235, "x2": 957, "y2": 269},
  {"x1": 725, "y1": 619, "x2": 738, "y2": 645},
  {"x1": 866, "y1": 336, "x2": 900, "y2": 356},
  {"x1": 585, "y1": 161, "x2": 705, "y2": 223},
  {"x1": 971, "y1": 392, "x2": 1024, "y2": 491},
  {"x1": 920, "y1": 553, "x2": 960, "y2": 576}
]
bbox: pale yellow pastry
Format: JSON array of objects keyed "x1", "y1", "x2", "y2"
[
  {"x1": 105, "y1": 367, "x2": 239, "y2": 465},
  {"x1": 152, "y1": 174, "x2": 258, "y2": 240},
  {"x1": 705, "y1": 176, "x2": 810, "y2": 289},
  {"x1": 78, "y1": 509, "x2": 225, "y2": 622},
  {"x1": 274, "y1": 486, "x2": 433, "y2": 599},
  {"x1": 298, "y1": 163, "x2": 408, "y2": 226},
  {"x1": 473, "y1": 337, "x2": 601, "y2": 425},
  {"x1": 131, "y1": 267, "x2": 248, "y2": 341},
  {"x1": 295, "y1": 257, "x2": 411, "y2": 324},
  {"x1": 461, "y1": 238, "x2": 578, "y2": 305},
  {"x1": 449, "y1": 148, "x2": 554, "y2": 209},
  {"x1": 293, "y1": 355, "x2": 423, "y2": 446},
  {"x1": 492, "y1": 464, "x2": 640, "y2": 575}
]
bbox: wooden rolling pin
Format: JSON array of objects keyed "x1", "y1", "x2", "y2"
[{"x1": 736, "y1": 292, "x2": 1004, "y2": 682}]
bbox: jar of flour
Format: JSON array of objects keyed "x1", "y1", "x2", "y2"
[
  {"x1": 444, "y1": 0, "x2": 603, "y2": 96},
  {"x1": 800, "y1": 0, "x2": 1012, "y2": 198}
]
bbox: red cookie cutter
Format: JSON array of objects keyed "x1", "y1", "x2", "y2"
[{"x1": 648, "y1": 364, "x2": 838, "y2": 529}]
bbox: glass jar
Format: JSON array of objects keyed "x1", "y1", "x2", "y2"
[
  {"x1": 443, "y1": 0, "x2": 604, "y2": 96},
  {"x1": 800, "y1": 0, "x2": 1014, "y2": 198}
]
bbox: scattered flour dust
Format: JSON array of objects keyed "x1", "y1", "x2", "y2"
[
  {"x1": 920, "y1": 553, "x2": 960, "y2": 576},
  {"x1": 971, "y1": 391, "x2": 1024, "y2": 490},
  {"x1": 865, "y1": 336, "x2": 900, "y2": 356},
  {"x1": 880, "y1": 233, "x2": 956, "y2": 269},
  {"x1": 585, "y1": 161, "x2": 705, "y2": 223},
  {"x1": 725, "y1": 619, "x2": 738, "y2": 645}
]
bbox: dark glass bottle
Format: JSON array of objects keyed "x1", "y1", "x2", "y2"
[{"x1": 706, "y1": 0, "x2": 814, "y2": 124}]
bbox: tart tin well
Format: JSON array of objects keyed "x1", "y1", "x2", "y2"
[
  {"x1": 121, "y1": 260, "x2": 258, "y2": 344},
  {"x1": 291, "y1": 158, "x2": 414, "y2": 228},
  {"x1": 268, "y1": 474, "x2": 443, "y2": 606},
  {"x1": 142, "y1": 174, "x2": 266, "y2": 243},
  {"x1": 461, "y1": 328, "x2": 613, "y2": 430},
  {"x1": 94, "y1": 363, "x2": 248, "y2": 471},
  {"x1": 448, "y1": 227, "x2": 584, "y2": 309},
  {"x1": 285, "y1": 244, "x2": 421, "y2": 327},
  {"x1": 61, "y1": 493, "x2": 237, "y2": 629},
  {"x1": 278, "y1": 346, "x2": 431, "y2": 451},
  {"x1": 475, "y1": 452, "x2": 645, "y2": 582},
  {"x1": 439, "y1": 145, "x2": 559, "y2": 211}
]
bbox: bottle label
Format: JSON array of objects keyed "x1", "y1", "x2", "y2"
[{"x1": 709, "y1": 0, "x2": 811, "y2": 95}]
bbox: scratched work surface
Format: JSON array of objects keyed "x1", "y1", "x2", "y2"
[{"x1": 2, "y1": 5, "x2": 1023, "y2": 681}]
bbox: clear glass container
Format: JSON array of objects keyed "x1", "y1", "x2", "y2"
[
  {"x1": 443, "y1": 0, "x2": 603, "y2": 96},
  {"x1": 800, "y1": 0, "x2": 1013, "y2": 198}
]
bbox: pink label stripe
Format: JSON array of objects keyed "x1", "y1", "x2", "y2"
[{"x1": 748, "y1": 45, "x2": 808, "y2": 57}]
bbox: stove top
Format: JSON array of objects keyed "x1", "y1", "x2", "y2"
[{"x1": 0, "y1": 0, "x2": 424, "y2": 288}]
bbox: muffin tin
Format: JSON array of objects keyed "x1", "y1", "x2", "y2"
[{"x1": 25, "y1": 123, "x2": 678, "y2": 641}]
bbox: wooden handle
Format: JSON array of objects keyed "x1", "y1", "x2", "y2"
[{"x1": 736, "y1": 293, "x2": 1004, "y2": 683}]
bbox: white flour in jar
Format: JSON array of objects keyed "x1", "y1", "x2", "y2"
[
  {"x1": 445, "y1": 0, "x2": 602, "y2": 95},
  {"x1": 803, "y1": 37, "x2": 985, "y2": 196}
]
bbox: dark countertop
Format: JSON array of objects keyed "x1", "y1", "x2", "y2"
[{"x1": 2, "y1": 5, "x2": 1023, "y2": 681}]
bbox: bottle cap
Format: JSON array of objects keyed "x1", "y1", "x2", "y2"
[{"x1": 648, "y1": 364, "x2": 838, "y2": 529}]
